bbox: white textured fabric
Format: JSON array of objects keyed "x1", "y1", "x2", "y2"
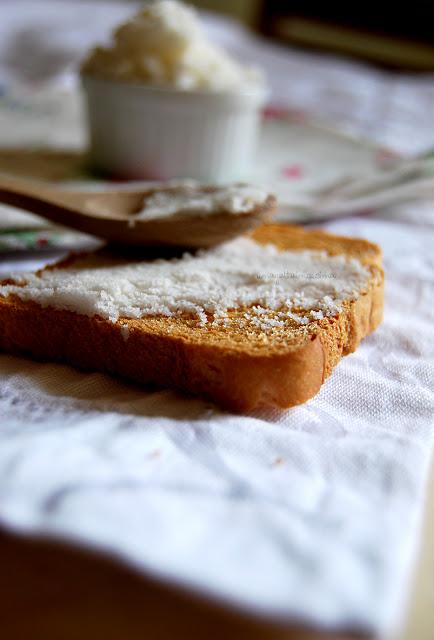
[{"x1": 1, "y1": 3, "x2": 434, "y2": 637}]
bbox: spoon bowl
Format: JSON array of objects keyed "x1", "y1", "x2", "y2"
[{"x1": 0, "y1": 176, "x2": 276, "y2": 248}]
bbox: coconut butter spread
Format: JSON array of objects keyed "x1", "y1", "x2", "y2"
[
  {"x1": 81, "y1": 0, "x2": 263, "y2": 91},
  {"x1": 1, "y1": 238, "x2": 372, "y2": 330},
  {"x1": 137, "y1": 184, "x2": 270, "y2": 220}
]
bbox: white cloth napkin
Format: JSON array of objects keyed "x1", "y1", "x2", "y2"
[
  {"x1": 1, "y1": 211, "x2": 434, "y2": 637},
  {"x1": 1, "y1": 3, "x2": 434, "y2": 637}
]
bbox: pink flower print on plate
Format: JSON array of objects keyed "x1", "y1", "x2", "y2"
[{"x1": 282, "y1": 164, "x2": 303, "y2": 180}]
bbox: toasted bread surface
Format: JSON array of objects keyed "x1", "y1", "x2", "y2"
[{"x1": 0, "y1": 224, "x2": 383, "y2": 411}]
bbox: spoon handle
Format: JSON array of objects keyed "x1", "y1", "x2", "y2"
[
  {"x1": 0, "y1": 174, "x2": 65, "y2": 211},
  {"x1": 0, "y1": 175, "x2": 93, "y2": 234}
]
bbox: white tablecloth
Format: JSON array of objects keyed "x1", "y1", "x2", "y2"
[{"x1": 1, "y1": 3, "x2": 434, "y2": 637}]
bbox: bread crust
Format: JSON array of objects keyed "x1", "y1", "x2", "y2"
[{"x1": 0, "y1": 224, "x2": 384, "y2": 411}]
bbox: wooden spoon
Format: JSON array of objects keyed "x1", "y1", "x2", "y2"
[{"x1": 0, "y1": 176, "x2": 276, "y2": 248}]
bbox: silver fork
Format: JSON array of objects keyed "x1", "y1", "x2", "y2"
[{"x1": 279, "y1": 151, "x2": 434, "y2": 221}]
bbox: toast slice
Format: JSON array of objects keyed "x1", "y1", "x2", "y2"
[{"x1": 0, "y1": 224, "x2": 383, "y2": 411}]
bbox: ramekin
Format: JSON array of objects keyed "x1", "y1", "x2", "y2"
[{"x1": 81, "y1": 75, "x2": 267, "y2": 182}]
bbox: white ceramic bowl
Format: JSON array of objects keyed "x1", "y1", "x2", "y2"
[{"x1": 82, "y1": 75, "x2": 267, "y2": 182}]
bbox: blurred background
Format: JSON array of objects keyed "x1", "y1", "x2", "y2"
[{"x1": 192, "y1": 0, "x2": 434, "y2": 69}]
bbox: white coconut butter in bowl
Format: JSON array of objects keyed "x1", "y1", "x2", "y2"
[{"x1": 81, "y1": 0, "x2": 267, "y2": 181}]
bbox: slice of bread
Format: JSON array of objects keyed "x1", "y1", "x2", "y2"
[{"x1": 0, "y1": 224, "x2": 383, "y2": 411}]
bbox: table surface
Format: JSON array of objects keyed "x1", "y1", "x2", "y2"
[{"x1": 401, "y1": 459, "x2": 434, "y2": 640}]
